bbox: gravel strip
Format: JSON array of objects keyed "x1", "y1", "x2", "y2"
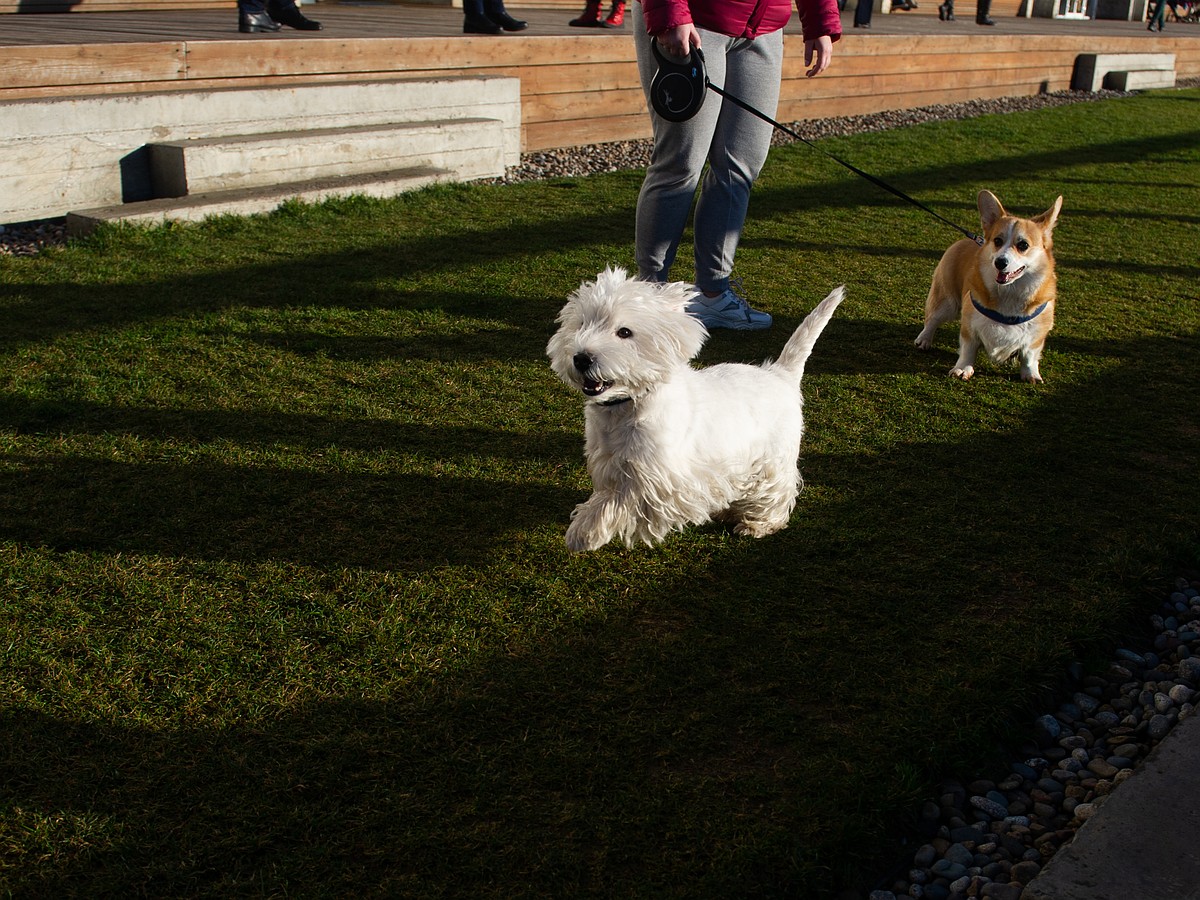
[
  {"x1": 0, "y1": 218, "x2": 69, "y2": 259},
  {"x1": 864, "y1": 572, "x2": 1200, "y2": 900},
  {"x1": 490, "y1": 87, "x2": 1153, "y2": 185}
]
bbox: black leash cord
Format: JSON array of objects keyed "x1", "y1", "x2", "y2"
[{"x1": 706, "y1": 81, "x2": 984, "y2": 246}]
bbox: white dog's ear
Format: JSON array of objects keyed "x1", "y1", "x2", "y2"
[
  {"x1": 654, "y1": 281, "x2": 708, "y2": 358},
  {"x1": 595, "y1": 265, "x2": 630, "y2": 293},
  {"x1": 656, "y1": 280, "x2": 697, "y2": 315}
]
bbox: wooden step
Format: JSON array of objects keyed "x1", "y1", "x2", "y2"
[{"x1": 65, "y1": 164, "x2": 452, "y2": 235}]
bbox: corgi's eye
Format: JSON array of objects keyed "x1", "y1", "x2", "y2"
[
  {"x1": 1015, "y1": 239, "x2": 1029, "y2": 252},
  {"x1": 994, "y1": 237, "x2": 1004, "y2": 248},
  {"x1": 617, "y1": 327, "x2": 633, "y2": 339}
]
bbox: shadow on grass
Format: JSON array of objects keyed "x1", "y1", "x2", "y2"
[
  {"x1": 0, "y1": 396, "x2": 584, "y2": 571},
  {"x1": 0, "y1": 311, "x2": 1193, "y2": 571},
  {"x1": 2, "y1": 118, "x2": 1198, "y2": 355},
  {"x1": 0, "y1": 395, "x2": 578, "y2": 459},
  {"x1": 2, "y1": 329, "x2": 1197, "y2": 898},
  {"x1": 2, "y1": 94, "x2": 1198, "y2": 896},
  {"x1": 0, "y1": 455, "x2": 581, "y2": 570}
]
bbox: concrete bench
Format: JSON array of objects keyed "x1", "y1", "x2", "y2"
[
  {"x1": 0, "y1": 76, "x2": 520, "y2": 225},
  {"x1": 1071, "y1": 52, "x2": 1177, "y2": 91}
]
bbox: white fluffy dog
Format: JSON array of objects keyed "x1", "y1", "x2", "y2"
[{"x1": 547, "y1": 267, "x2": 845, "y2": 551}]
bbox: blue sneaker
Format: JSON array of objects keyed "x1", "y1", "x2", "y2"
[{"x1": 686, "y1": 282, "x2": 772, "y2": 330}]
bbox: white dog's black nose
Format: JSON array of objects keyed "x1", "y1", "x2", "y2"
[
  {"x1": 995, "y1": 256, "x2": 1009, "y2": 271},
  {"x1": 573, "y1": 352, "x2": 594, "y2": 373}
]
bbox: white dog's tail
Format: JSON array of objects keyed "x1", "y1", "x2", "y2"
[{"x1": 773, "y1": 285, "x2": 846, "y2": 383}]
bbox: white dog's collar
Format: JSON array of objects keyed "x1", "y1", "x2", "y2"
[{"x1": 594, "y1": 394, "x2": 632, "y2": 407}]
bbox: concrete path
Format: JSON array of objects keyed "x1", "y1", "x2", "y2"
[{"x1": 1022, "y1": 711, "x2": 1200, "y2": 900}]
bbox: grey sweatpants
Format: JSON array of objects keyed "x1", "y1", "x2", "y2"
[{"x1": 633, "y1": 3, "x2": 784, "y2": 294}]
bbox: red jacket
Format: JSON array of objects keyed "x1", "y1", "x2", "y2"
[{"x1": 640, "y1": 0, "x2": 841, "y2": 44}]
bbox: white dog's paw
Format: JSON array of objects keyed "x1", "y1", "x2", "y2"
[
  {"x1": 949, "y1": 365, "x2": 974, "y2": 380},
  {"x1": 565, "y1": 501, "x2": 617, "y2": 553},
  {"x1": 734, "y1": 520, "x2": 786, "y2": 539},
  {"x1": 914, "y1": 331, "x2": 935, "y2": 351},
  {"x1": 565, "y1": 520, "x2": 605, "y2": 553}
]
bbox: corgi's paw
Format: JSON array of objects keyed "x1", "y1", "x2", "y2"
[
  {"x1": 914, "y1": 331, "x2": 935, "y2": 351},
  {"x1": 1021, "y1": 371, "x2": 1044, "y2": 384},
  {"x1": 949, "y1": 365, "x2": 975, "y2": 380}
]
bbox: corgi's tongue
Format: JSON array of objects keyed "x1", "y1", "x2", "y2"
[{"x1": 996, "y1": 266, "x2": 1026, "y2": 285}]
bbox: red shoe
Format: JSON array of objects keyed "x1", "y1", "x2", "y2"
[
  {"x1": 604, "y1": 0, "x2": 626, "y2": 26},
  {"x1": 569, "y1": 0, "x2": 604, "y2": 26}
]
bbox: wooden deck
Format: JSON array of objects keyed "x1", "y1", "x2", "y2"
[{"x1": 1, "y1": 1, "x2": 1196, "y2": 153}]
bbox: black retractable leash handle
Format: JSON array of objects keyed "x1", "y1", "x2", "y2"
[
  {"x1": 649, "y1": 38, "x2": 984, "y2": 246},
  {"x1": 649, "y1": 38, "x2": 709, "y2": 122}
]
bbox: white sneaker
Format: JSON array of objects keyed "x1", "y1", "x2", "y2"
[{"x1": 686, "y1": 283, "x2": 772, "y2": 330}]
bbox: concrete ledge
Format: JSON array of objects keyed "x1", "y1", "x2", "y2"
[
  {"x1": 1102, "y1": 68, "x2": 1177, "y2": 90},
  {"x1": 0, "y1": 76, "x2": 520, "y2": 224},
  {"x1": 1071, "y1": 52, "x2": 1176, "y2": 90},
  {"x1": 65, "y1": 164, "x2": 452, "y2": 235},
  {"x1": 147, "y1": 118, "x2": 506, "y2": 198}
]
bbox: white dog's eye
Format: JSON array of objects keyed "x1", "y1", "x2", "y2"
[
  {"x1": 994, "y1": 237, "x2": 1004, "y2": 248},
  {"x1": 1015, "y1": 239, "x2": 1029, "y2": 252},
  {"x1": 616, "y1": 327, "x2": 633, "y2": 339}
]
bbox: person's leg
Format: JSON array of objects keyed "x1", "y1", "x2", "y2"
[
  {"x1": 632, "y1": 4, "x2": 723, "y2": 283},
  {"x1": 1148, "y1": 0, "x2": 1166, "y2": 28},
  {"x1": 691, "y1": 30, "x2": 782, "y2": 295}
]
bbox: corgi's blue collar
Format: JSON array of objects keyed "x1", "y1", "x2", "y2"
[{"x1": 971, "y1": 293, "x2": 1049, "y2": 326}]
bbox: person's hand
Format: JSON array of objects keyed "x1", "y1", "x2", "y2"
[
  {"x1": 658, "y1": 23, "x2": 701, "y2": 58},
  {"x1": 804, "y1": 35, "x2": 833, "y2": 77}
]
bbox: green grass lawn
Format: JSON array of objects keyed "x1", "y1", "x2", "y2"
[{"x1": 1, "y1": 87, "x2": 1197, "y2": 897}]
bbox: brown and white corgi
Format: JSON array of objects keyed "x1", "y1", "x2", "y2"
[{"x1": 915, "y1": 190, "x2": 1063, "y2": 383}]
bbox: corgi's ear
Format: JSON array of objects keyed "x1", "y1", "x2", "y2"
[
  {"x1": 977, "y1": 190, "x2": 1005, "y2": 230},
  {"x1": 1034, "y1": 196, "x2": 1063, "y2": 237}
]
